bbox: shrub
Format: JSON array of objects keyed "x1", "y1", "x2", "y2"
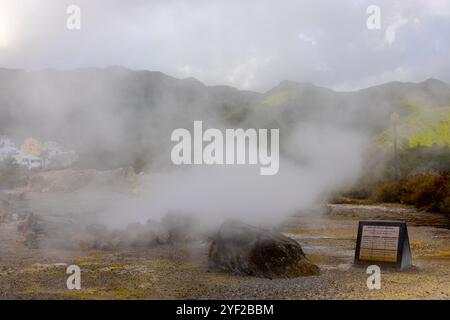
[
  {"x1": 370, "y1": 173, "x2": 450, "y2": 213},
  {"x1": 437, "y1": 178, "x2": 450, "y2": 213},
  {"x1": 400, "y1": 174, "x2": 445, "y2": 211},
  {"x1": 370, "y1": 181, "x2": 403, "y2": 203}
]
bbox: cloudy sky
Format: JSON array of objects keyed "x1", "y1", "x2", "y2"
[{"x1": 0, "y1": 0, "x2": 449, "y2": 91}]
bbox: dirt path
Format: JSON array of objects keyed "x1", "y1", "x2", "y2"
[{"x1": 1, "y1": 203, "x2": 449, "y2": 299}]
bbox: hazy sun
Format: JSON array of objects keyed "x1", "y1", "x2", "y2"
[
  {"x1": 0, "y1": 18, "x2": 13, "y2": 47},
  {"x1": 0, "y1": 0, "x2": 19, "y2": 48}
]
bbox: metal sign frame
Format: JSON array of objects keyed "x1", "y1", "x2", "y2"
[{"x1": 354, "y1": 220, "x2": 412, "y2": 270}]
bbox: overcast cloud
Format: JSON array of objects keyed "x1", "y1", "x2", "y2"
[{"x1": 0, "y1": 0, "x2": 449, "y2": 91}]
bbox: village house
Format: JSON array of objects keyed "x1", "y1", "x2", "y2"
[{"x1": 0, "y1": 136, "x2": 78, "y2": 170}]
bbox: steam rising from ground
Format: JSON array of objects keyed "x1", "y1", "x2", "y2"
[
  {"x1": 1, "y1": 69, "x2": 373, "y2": 239},
  {"x1": 98, "y1": 123, "x2": 369, "y2": 230}
]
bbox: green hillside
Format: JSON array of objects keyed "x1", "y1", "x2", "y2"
[{"x1": 374, "y1": 104, "x2": 450, "y2": 149}]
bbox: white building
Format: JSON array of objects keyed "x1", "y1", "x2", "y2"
[
  {"x1": 0, "y1": 136, "x2": 20, "y2": 161},
  {"x1": 0, "y1": 136, "x2": 77, "y2": 170}
]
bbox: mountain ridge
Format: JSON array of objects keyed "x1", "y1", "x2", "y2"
[
  {"x1": 1, "y1": 66, "x2": 448, "y2": 95},
  {"x1": 0, "y1": 67, "x2": 449, "y2": 169}
]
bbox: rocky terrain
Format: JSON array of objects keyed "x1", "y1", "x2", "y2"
[{"x1": 1, "y1": 185, "x2": 449, "y2": 299}]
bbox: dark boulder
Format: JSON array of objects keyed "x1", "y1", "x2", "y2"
[{"x1": 208, "y1": 220, "x2": 320, "y2": 278}]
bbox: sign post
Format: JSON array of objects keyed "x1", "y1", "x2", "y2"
[{"x1": 354, "y1": 221, "x2": 412, "y2": 271}]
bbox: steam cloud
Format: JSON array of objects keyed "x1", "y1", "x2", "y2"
[{"x1": 1, "y1": 68, "x2": 373, "y2": 236}]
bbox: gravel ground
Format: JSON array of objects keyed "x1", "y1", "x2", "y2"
[{"x1": 0, "y1": 199, "x2": 449, "y2": 299}]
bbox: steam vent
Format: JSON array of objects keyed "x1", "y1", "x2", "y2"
[{"x1": 208, "y1": 220, "x2": 320, "y2": 278}]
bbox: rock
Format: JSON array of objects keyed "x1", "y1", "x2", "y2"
[
  {"x1": 25, "y1": 167, "x2": 137, "y2": 193},
  {"x1": 208, "y1": 220, "x2": 320, "y2": 278},
  {"x1": 161, "y1": 213, "x2": 197, "y2": 243},
  {"x1": 15, "y1": 211, "x2": 83, "y2": 249},
  {"x1": 26, "y1": 169, "x2": 95, "y2": 193},
  {"x1": 76, "y1": 223, "x2": 110, "y2": 250},
  {"x1": 79, "y1": 220, "x2": 170, "y2": 250},
  {"x1": 145, "y1": 219, "x2": 170, "y2": 244},
  {"x1": 116, "y1": 220, "x2": 170, "y2": 248},
  {"x1": 125, "y1": 222, "x2": 162, "y2": 248}
]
